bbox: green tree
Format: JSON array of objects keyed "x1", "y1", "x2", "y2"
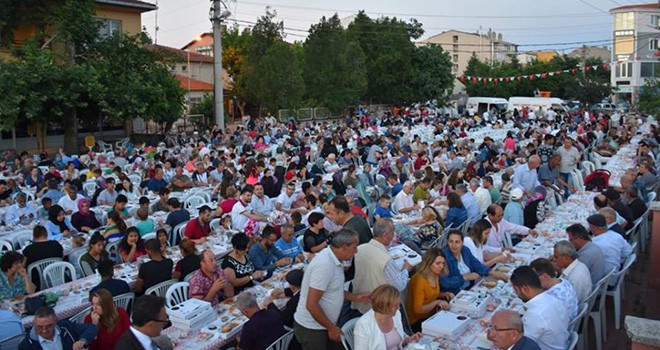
[
  {"x1": 639, "y1": 77, "x2": 660, "y2": 116},
  {"x1": 409, "y1": 44, "x2": 453, "y2": 103},
  {"x1": 303, "y1": 14, "x2": 367, "y2": 113},
  {"x1": 347, "y1": 11, "x2": 417, "y2": 103},
  {"x1": 252, "y1": 41, "x2": 304, "y2": 112}
]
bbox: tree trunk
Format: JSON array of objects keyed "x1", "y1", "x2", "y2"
[{"x1": 62, "y1": 42, "x2": 79, "y2": 154}]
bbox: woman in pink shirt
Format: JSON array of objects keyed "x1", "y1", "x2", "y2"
[{"x1": 504, "y1": 131, "x2": 516, "y2": 152}]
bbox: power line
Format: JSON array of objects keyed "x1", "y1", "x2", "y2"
[
  {"x1": 577, "y1": 0, "x2": 611, "y2": 14},
  {"x1": 237, "y1": 0, "x2": 609, "y2": 19}
]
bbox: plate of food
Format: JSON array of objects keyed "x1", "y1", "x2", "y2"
[{"x1": 221, "y1": 320, "x2": 242, "y2": 333}]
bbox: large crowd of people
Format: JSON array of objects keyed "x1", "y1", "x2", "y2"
[{"x1": 0, "y1": 103, "x2": 657, "y2": 350}]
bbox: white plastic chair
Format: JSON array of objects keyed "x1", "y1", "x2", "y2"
[
  {"x1": 210, "y1": 218, "x2": 222, "y2": 232},
  {"x1": 502, "y1": 231, "x2": 514, "y2": 249},
  {"x1": 84, "y1": 181, "x2": 99, "y2": 195},
  {"x1": 105, "y1": 240, "x2": 123, "y2": 264},
  {"x1": 145, "y1": 279, "x2": 177, "y2": 297},
  {"x1": 97, "y1": 140, "x2": 113, "y2": 153},
  {"x1": 142, "y1": 232, "x2": 157, "y2": 241},
  {"x1": 588, "y1": 268, "x2": 615, "y2": 350},
  {"x1": 0, "y1": 240, "x2": 13, "y2": 253},
  {"x1": 69, "y1": 306, "x2": 91, "y2": 324},
  {"x1": 128, "y1": 173, "x2": 142, "y2": 185},
  {"x1": 165, "y1": 282, "x2": 190, "y2": 307},
  {"x1": 79, "y1": 254, "x2": 95, "y2": 277},
  {"x1": 183, "y1": 270, "x2": 198, "y2": 283},
  {"x1": 569, "y1": 302, "x2": 589, "y2": 333},
  {"x1": 170, "y1": 222, "x2": 187, "y2": 246},
  {"x1": 581, "y1": 161, "x2": 595, "y2": 176},
  {"x1": 569, "y1": 331, "x2": 579, "y2": 350},
  {"x1": 12, "y1": 230, "x2": 33, "y2": 250},
  {"x1": 42, "y1": 262, "x2": 77, "y2": 289},
  {"x1": 571, "y1": 169, "x2": 585, "y2": 192},
  {"x1": 184, "y1": 195, "x2": 206, "y2": 209},
  {"x1": 113, "y1": 292, "x2": 135, "y2": 314},
  {"x1": 605, "y1": 253, "x2": 637, "y2": 330},
  {"x1": 27, "y1": 257, "x2": 63, "y2": 290},
  {"x1": 340, "y1": 317, "x2": 359, "y2": 350},
  {"x1": 265, "y1": 330, "x2": 295, "y2": 350}
]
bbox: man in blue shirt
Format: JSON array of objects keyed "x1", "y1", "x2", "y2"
[
  {"x1": 388, "y1": 174, "x2": 403, "y2": 197},
  {"x1": 146, "y1": 168, "x2": 168, "y2": 192},
  {"x1": 249, "y1": 226, "x2": 292, "y2": 277},
  {"x1": 274, "y1": 224, "x2": 304, "y2": 262},
  {"x1": 164, "y1": 198, "x2": 190, "y2": 229}
]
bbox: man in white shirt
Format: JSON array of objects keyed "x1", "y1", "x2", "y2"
[
  {"x1": 293, "y1": 229, "x2": 369, "y2": 349},
  {"x1": 250, "y1": 183, "x2": 275, "y2": 217},
  {"x1": 529, "y1": 258, "x2": 579, "y2": 319},
  {"x1": 392, "y1": 181, "x2": 418, "y2": 214},
  {"x1": 485, "y1": 204, "x2": 536, "y2": 253},
  {"x1": 513, "y1": 155, "x2": 541, "y2": 195},
  {"x1": 4, "y1": 192, "x2": 37, "y2": 226},
  {"x1": 276, "y1": 182, "x2": 305, "y2": 214},
  {"x1": 58, "y1": 185, "x2": 83, "y2": 215},
  {"x1": 116, "y1": 294, "x2": 171, "y2": 349},
  {"x1": 231, "y1": 186, "x2": 268, "y2": 230},
  {"x1": 323, "y1": 154, "x2": 341, "y2": 173},
  {"x1": 470, "y1": 178, "x2": 492, "y2": 214},
  {"x1": 510, "y1": 266, "x2": 569, "y2": 350},
  {"x1": 587, "y1": 214, "x2": 632, "y2": 279},
  {"x1": 553, "y1": 240, "x2": 592, "y2": 303}
]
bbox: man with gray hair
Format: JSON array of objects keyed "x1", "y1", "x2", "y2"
[
  {"x1": 486, "y1": 309, "x2": 541, "y2": 350},
  {"x1": 625, "y1": 185, "x2": 647, "y2": 222},
  {"x1": 294, "y1": 228, "x2": 370, "y2": 349},
  {"x1": 236, "y1": 290, "x2": 287, "y2": 350},
  {"x1": 456, "y1": 183, "x2": 480, "y2": 221},
  {"x1": 392, "y1": 181, "x2": 417, "y2": 214},
  {"x1": 598, "y1": 207, "x2": 626, "y2": 238},
  {"x1": 4, "y1": 192, "x2": 37, "y2": 226},
  {"x1": 470, "y1": 178, "x2": 492, "y2": 213},
  {"x1": 553, "y1": 240, "x2": 592, "y2": 302},
  {"x1": 351, "y1": 218, "x2": 413, "y2": 314}
]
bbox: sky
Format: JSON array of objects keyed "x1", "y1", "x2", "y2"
[{"x1": 140, "y1": 0, "x2": 647, "y2": 53}]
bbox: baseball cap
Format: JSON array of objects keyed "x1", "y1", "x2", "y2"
[{"x1": 510, "y1": 188, "x2": 524, "y2": 201}]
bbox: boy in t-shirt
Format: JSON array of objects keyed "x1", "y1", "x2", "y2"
[
  {"x1": 290, "y1": 211, "x2": 306, "y2": 233},
  {"x1": 373, "y1": 195, "x2": 393, "y2": 220}
]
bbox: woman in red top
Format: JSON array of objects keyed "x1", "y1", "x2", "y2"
[
  {"x1": 118, "y1": 227, "x2": 147, "y2": 263},
  {"x1": 84, "y1": 288, "x2": 130, "y2": 350},
  {"x1": 413, "y1": 151, "x2": 429, "y2": 171}
]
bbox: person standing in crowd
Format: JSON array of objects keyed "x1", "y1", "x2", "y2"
[
  {"x1": 557, "y1": 138, "x2": 580, "y2": 197},
  {"x1": 352, "y1": 219, "x2": 412, "y2": 314},
  {"x1": 513, "y1": 155, "x2": 541, "y2": 195},
  {"x1": 326, "y1": 196, "x2": 372, "y2": 244},
  {"x1": 293, "y1": 229, "x2": 369, "y2": 350}
]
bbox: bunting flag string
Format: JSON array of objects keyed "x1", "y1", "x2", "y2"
[{"x1": 459, "y1": 63, "x2": 609, "y2": 84}]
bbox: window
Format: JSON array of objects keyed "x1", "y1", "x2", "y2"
[
  {"x1": 615, "y1": 36, "x2": 634, "y2": 55},
  {"x1": 181, "y1": 65, "x2": 188, "y2": 72},
  {"x1": 452, "y1": 35, "x2": 459, "y2": 43},
  {"x1": 651, "y1": 15, "x2": 659, "y2": 27},
  {"x1": 650, "y1": 39, "x2": 659, "y2": 51},
  {"x1": 452, "y1": 64, "x2": 459, "y2": 73},
  {"x1": 614, "y1": 12, "x2": 634, "y2": 31},
  {"x1": 615, "y1": 62, "x2": 633, "y2": 78},
  {"x1": 453, "y1": 54, "x2": 459, "y2": 62},
  {"x1": 641, "y1": 62, "x2": 660, "y2": 77},
  {"x1": 98, "y1": 18, "x2": 122, "y2": 39}
]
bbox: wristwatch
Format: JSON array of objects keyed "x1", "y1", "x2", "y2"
[{"x1": 249, "y1": 275, "x2": 253, "y2": 281}]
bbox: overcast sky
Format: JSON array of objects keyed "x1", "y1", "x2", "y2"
[{"x1": 141, "y1": 0, "x2": 645, "y2": 53}]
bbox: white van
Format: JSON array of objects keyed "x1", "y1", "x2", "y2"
[
  {"x1": 465, "y1": 97, "x2": 508, "y2": 116},
  {"x1": 507, "y1": 97, "x2": 569, "y2": 113}
]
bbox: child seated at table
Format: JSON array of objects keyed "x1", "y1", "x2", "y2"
[
  {"x1": 373, "y1": 195, "x2": 393, "y2": 220},
  {"x1": 290, "y1": 211, "x2": 306, "y2": 233},
  {"x1": 135, "y1": 208, "x2": 155, "y2": 238},
  {"x1": 39, "y1": 197, "x2": 52, "y2": 221},
  {"x1": 156, "y1": 228, "x2": 169, "y2": 253}
]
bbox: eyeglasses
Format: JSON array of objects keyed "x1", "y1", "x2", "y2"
[{"x1": 150, "y1": 318, "x2": 170, "y2": 323}]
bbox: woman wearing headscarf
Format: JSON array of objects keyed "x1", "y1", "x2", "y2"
[
  {"x1": 45, "y1": 204, "x2": 76, "y2": 240},
  {"x1": 71, "y1": 198, "x2": 101, "y2": 233}
]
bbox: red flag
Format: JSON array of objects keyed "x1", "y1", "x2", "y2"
[
  {"x1": 504, "y1": 77, "x2": 510, "y2": 82},
  {"x1": 458, "y1": 76, "x2": 466, "y2": 83},
  {"x1": 585, "y1": 66, "x2": 592, "y2": 71},
  {"x1": 517, "y1": 76, "x2": 522, "y2": 82},
  {"x1": 541, "y1": 73, "x2": 547, "y2": 78},
  {"x1": 571, "y1": 69, "x2": 577, "y2": 74},
  {"x1": 555, "y1": 70, "x2": 562, "y2": 75},
  {"x1": 472, "y1": 77, "x2": 478, "y2": 83},
  {"x1": 602, "y1": 63, "x2": 609, "y2": 69}
]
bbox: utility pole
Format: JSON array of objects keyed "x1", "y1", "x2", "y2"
[{"x1": 210, "y1": 0, "x2": 228, "y2": 130}]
